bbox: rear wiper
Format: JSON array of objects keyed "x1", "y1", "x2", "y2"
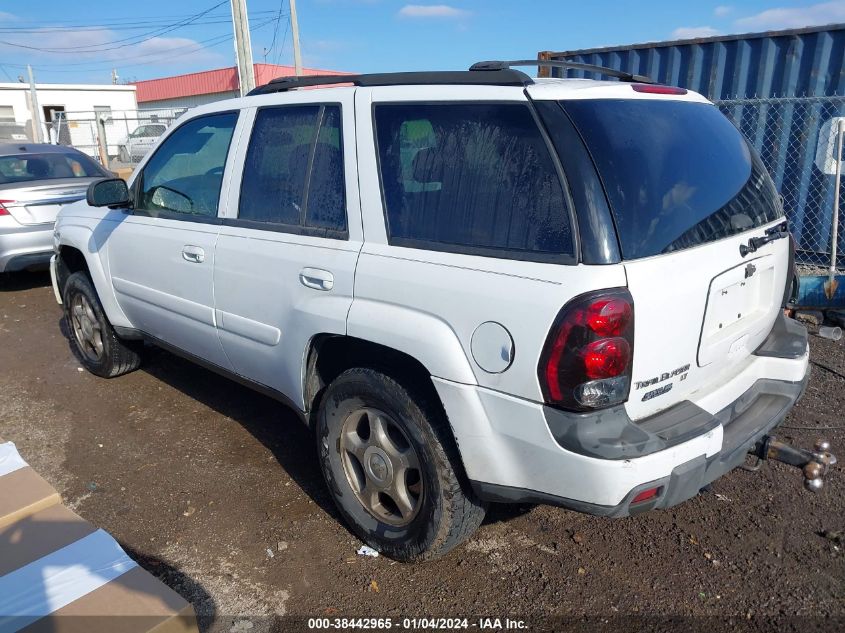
[{"x1": 740, "y1": 221, "x2": 789, "y2": 257}]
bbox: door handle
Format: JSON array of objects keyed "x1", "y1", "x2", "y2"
[
  {"x1": 299, "y1": 268, "x2": 334, "y2": 291},
  {"x1": 182, "y1": 245, "x2": 205, "y2": 263}
]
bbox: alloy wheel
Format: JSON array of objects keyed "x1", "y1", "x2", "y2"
[
  {"x1": 339, "y1": 407, "x2": 423, "y2": 527},
  {"x1": 70, "y1": 293, "x2": 104, "y2": 362}
]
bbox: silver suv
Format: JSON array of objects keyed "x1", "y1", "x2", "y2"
[{"x1": 50, "y1": 62, "x2": 820, "y2": 561}]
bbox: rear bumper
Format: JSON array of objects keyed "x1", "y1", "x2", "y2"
[
  {"x1": 473, "y1": 370, "x2": 810, "y2": 517},
  {"x1": 0, "y1": 218, "x2": 53, "y2": 273},
  {"x1": 434, "y1": 314, "x2": 809, "y2": 514}
]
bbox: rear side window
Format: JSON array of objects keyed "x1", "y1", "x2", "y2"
[
  {"x1": 374, "y1": 103, "x2": 573, "y2": 261},
  {"x1": 561, "y1": 99, "x2": 783, "y2": 259},
  {"x1": 238, "y1": 104, "x2": 346, "y2": 236}
]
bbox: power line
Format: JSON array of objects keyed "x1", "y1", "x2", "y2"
[
  {"x1": 0, "y1": 11, "x2": 237, "y2": 25},
  {"x1": 5, "y1": 17, "x2": 277, "y2": 74},
  {"x1": 2, "y1": 9, "x2": 277, "y2": 29},
  {"x1": 265, "y1": 0, "x2": 286, "y2": 61},
  {"x1": 0, "y1": 12, "x2": 280, "y2": 34},
  {"x1": 275, "y1": 17, "x2": 290, "y2": 66},
  {"x1": 0, "y1": 19, "x2": 262, "y2": 34},
  {"x1": 0, "y1": 1, "x2": 230, "y2": 53},
  {"x1": 3, "y1": 33, "x2": 233, "y2": 69}
]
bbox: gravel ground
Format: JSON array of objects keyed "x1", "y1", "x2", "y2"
[{"x1": 1, "y1": 270, "x2": 843, "y2": 632}]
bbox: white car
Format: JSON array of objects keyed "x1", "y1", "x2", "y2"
[
  {"x1": 117, "y1": 123, "x2": 167, "y2": 163},
  {"x1": 50, "y1": 61, "x2": 821, "y2": 561}
]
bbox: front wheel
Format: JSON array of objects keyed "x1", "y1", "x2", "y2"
[
  {"x1": 63, "y1": 272, "x2": 141, "y2": 378},
  {"x1": 118, "y1": 146, "x2": 129, "y2": 163},
  {"x1": 317, "y1": 368, "x2": 486, "y2": 562}
]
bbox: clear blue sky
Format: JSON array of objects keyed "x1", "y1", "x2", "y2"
[{"x1": 0, "y1": 0, "x2": 842, "y2": 84}]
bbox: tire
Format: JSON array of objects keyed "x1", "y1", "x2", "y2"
[
  {"x1": 63, "y1": 271, "x2": 141, "y2": 378},
  {"x1": 317, "y1": 368, "x2": 486, "y2": 562},
  {"x1": 118, "y1": 146, "x2": 129, "y2": 163}
]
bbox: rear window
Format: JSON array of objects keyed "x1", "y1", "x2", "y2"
[
  {"x1": 0, "y1": 152, "x2": 106, "y2": 184},
  {"x1": 374, "y1": 103, "x2": 573, "y2": 261},
  {"x1": 562, "y1": 99, "x2": 783, "y2": 259}
]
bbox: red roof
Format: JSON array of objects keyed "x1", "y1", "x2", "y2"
[{"x1": 133, "y1": 63, "x2": 352, "y2": 103}]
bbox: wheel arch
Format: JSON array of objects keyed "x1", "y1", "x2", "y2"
[
  {"x1": 55, "y1": 226, "x2": 132, "y2": 329},
  {"x1": 304, "y1": 335, "x2": 444, "y2": 421}
]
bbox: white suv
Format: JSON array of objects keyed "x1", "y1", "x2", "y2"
[{"x1": 50, "y1": 62, "x2": 812, "y2": 561}]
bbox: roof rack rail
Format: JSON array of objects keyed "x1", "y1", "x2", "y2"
[
  {"x1": 248, "y1": 69, "x2": 533, "y2": 95},
  {"x1": 469, "y1": 59, "x2": 655, "y2": 84}
]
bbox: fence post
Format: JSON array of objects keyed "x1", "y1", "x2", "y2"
[
  {"x1": 827, "y1": 118, "x2": 845, "y2": 298},
  {"x1": 95, "y1": 116, "x2": 109, "y2": 167}
]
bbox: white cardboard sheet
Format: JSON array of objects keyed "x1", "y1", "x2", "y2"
[
  {"x1": 0, "y1": 442, "x2": 26, "y2": 479},
  {"x1": 0, "y1": 529, "x2": 138, "y2": 632}
]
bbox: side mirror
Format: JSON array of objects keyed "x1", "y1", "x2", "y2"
[{"x1": 87, "y1": 178, "x2": 130, "y2": 208}]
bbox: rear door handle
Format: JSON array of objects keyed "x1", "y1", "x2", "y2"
[
  {"x1": 299, "y1": 268, "x2": 334, "y2": 291},
  {"x1": 182, "y1": 245, "x2": 205, "y2": 263}
]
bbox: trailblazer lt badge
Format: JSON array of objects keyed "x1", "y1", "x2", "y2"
[{"x1": 635, "y1": 363, "x2": 690, "y2": 402}]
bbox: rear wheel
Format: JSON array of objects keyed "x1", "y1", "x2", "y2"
[
  {"x1": 317, "y1": 368, "x2": 486, "y2": 562},
  {"x1": 63, "y1": 272, "x2": 141, "y2": 378}
]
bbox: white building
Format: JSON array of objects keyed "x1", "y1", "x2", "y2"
[{"x1": 0, "y1": 82, "x2": 138, "y2": 158}]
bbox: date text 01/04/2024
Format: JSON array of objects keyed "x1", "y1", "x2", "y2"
[{"x1": 306, "y1": 617, "x2": 528, "y2": 629}]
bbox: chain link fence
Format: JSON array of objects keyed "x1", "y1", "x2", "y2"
[
  {"x1": 50, "y1": 107, "x2": 186, "y2": 170},
  {"x1": 716, "y1": 95, "x2": 845, "y2": 273},
  {"x1": 43, "y1": 96, "x2": 845, "y2": 274}
]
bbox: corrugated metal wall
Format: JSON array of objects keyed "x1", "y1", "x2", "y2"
[
  {"x1": 541, "y1": 24, "x2": 845, "y2": 267},
  {"x1": 541, "y1": 24, "x2": 845, "y2": 98}
]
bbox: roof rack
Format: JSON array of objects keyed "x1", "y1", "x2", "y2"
[
  {"x1": 247, "y1": 59, "x2": 654, "y2": 96},
  {"x1": 248, "y1": 69, "x2": 533, "y2": 95},
  {"x1": 469, "y1": 59, "x2": 655, "y2": 84}
]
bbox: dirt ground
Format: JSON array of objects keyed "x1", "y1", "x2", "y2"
[{"x1": 1, "y1": 270, "x2": 843, "y2": 632}]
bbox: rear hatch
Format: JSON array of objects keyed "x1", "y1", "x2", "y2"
[
  {"x1": 562, "y1": 96, "x2": 788, "y2": 420},
  {"x1": 1, "y1": 179, "x2": 91, "y2": 225}
]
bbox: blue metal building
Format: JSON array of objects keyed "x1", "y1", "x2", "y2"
[{"x1": 540, "y1": 24, "x2": 845, "y2": 266}]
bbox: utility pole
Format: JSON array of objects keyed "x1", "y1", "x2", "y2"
[
  {"x1": 289, "y1": 0, "x2": 302, "y2": 76},
  {"x1": 26, "y1": 65, "x2": 44, "y2": 143},
  {"x1": 230, "y1": 0, "x2": 255, "y2": 96}
]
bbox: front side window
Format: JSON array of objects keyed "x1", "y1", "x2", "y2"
[
  {"x1": 373, "y1": 103, "x2": 573, "y2": 260},
  {"x1": 137, "y1": 112, "x2": 237, "y2": 218},
  {"x1": 238, "y1": 104, "x2": 346, "y2": 235}
]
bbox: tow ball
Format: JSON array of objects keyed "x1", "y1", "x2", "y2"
[{"x1": 745, "y1": 436, "x2": 837, "y2": 491}]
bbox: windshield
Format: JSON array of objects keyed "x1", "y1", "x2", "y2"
[
  {"x1": 0, "y1": 151, "x2": 107, "y2": 185},
  {"x1": 561, "y1": 99, "x2": 783, "y2": 259}
]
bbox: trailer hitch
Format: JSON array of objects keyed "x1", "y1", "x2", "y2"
[{"x1": 746, "y1": 436, "x2": 837, "y2": 491}]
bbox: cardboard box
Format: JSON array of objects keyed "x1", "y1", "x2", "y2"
[
  {"x1": 0, "y1": 442, "x2": 61, "y2": 530},
  {"x1": 22, "y1": 567, "x2": 198, "y2": 633},
  {"x1": 0, "y1": 504, "x2": 97, "y2": 578},
  {"x1": 0, "y1": 442, "x2": 198, "y2": 633}
]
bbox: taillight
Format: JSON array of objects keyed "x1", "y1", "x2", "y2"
[
  {"x1": 0, "y1": 200, "x2": 13, "y2": 216},
  {"x1": 631, "y1": 83, "x2": 688, "y2": 95},
  {"x1": 582, "y1": 338, "x2": 631, "y2": 379},
  {"x1": 538, "y1": 288, "x2": 634, "y2": 411}
]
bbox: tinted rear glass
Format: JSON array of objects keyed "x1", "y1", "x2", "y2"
[
  {"x1": 0, "y1": 152, "x2": 106, "y2": 184},
  {"x1": 374, "y1": 103, "x2": 573, "y2": 261},
  {"x1": 562, "y1": 100, "x2": 783, "y2": 259}
]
